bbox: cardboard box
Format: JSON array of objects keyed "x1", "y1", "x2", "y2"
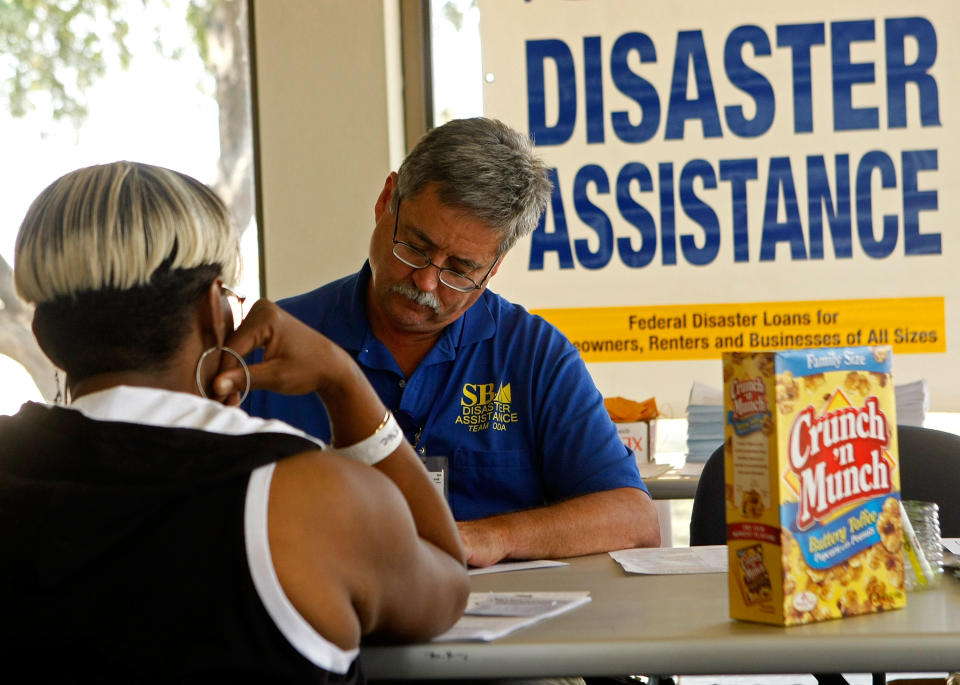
[
  {"x1": 616, "y1": 419, "x2": 656, "y2": 464},
  {"x1": 723, "y1": 346, "x2": 905, "y2": 626}
]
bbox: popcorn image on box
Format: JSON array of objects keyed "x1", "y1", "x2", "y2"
[{"x1": 723, "y1": 346, "x2": 905, "y2": 626}]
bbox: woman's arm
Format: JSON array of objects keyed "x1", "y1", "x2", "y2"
[
  {"x1": 214, "y1": 299, "x2": 465, "y2": 565},
  {"x1": 268, "y1": 450, "x2": 469, "y2": 643}
]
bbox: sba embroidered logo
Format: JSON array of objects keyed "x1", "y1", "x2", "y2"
[{"x1": 456, "y1": 382, "x2": 519, "y2": 432}]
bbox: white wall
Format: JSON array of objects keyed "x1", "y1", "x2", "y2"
[{"x1": 251, "y1": 0, "x2": 403, "y2": 299}]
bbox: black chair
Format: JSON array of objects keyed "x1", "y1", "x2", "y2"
[
  {"x1": 689, "y1": 424, "x2": 960, "y2": 545},
  {"x1": 688, "y1": 442, "x2": 726, "y2": 546},
  {"x1": 896, "y1": 424, "x2": 960, "y2": 537},
  {"x1": 688, "y1": 424, "x2": 960, "y2": 685}
]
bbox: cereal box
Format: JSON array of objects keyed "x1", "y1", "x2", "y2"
[{"x1": 723, "y1": 346, "x2": 906, "y2": 626}]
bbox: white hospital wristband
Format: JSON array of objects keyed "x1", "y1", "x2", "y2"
[{"x1": 336, "y1": 411, "x2": 403, "y2": 465}]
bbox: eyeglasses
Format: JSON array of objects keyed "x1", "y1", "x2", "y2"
[
  {"x1": 391, "y1": 197, "x2": 499, "y2": 293},
  {"x1": 221, "y1": 284, "x2": 246, "y2": 329}
]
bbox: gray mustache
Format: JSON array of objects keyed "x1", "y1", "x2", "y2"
[{"x1": 390, "y1": 283, "x2": 441, "y2": 313}]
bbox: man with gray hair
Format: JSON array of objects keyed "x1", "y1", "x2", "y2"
[{"x1": 246, "y1": 117, "x2": 660, "y2": 566}]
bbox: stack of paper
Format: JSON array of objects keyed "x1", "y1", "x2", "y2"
[
  {"x1": 895, "y1": 379, "x2": 929, "y2": 427},
  {"x1": 686, "y1": 382, "x2": 724, "y2": 462},
  {"x1": 431, "y1": 591, "x2": 591, "y2": 642},
  {"x1": 681, "y1": 379, "x2": 927, "y2": 460}
]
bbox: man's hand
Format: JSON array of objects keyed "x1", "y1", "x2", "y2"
[
  {"x1": 457, "y1": 519, "x2": 509, "y2": 568},
  {"x1": 455, "y1": 488, "x2": 660, "y2": 567}
]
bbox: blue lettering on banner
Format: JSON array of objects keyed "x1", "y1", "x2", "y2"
[
  {"x1": 659, "y1": 162, "x2": 676, "y2": 265},
  {"x1": 831, "y1": 20, "x2": 879, "y2": 132},
  {"x1": 760, "y1": 157, "x2": 806, "y2": 262},
  {"x1": 902, "y1": 149, "x2": 941, "y2": 254},
  {"x1": 806, "y1": 155, "x2": 852, "y2": 259},
  {"x1": 528, "y1": 150, "x2": 941, "y2": 269},
  {"x1": 776, "y1": 22, "x2": 825, "y2": 134},
  {"x1": 523, "y1": 16, "x2": 943, "y2": 271},
  {"x1": 526, "y1": 18, "x2": 940, "y2": 142},
  {"x1": 856, "y1": 151, "x2": 898, "y2": 259},
  {"x1": 526, "y1": 39, "x2": 576, "y2": 146},
  {"x1": 529, "y1": 168, "x2": 574, "y2": 270},
  {"x1": 885, "y1": 18, "x2": 941, "y2": 128},
  {"x1": 724, "y1": 25, "x2": 775, "y2": 138},
  {"x1": 665, "y1": 31, "x2": 723, "y2": 140},
  {"x1": 584, "y1": 36, "x2": 604, "y2": 144},
  {"x1": 616, "y1": 162, "x2": 657, "y2": 268},
  {"x1": 718, "y1": 159, "x2": 757, "y2": 262},
  {"x1": 610, "y1": 32, "x2": 660, "y2": 143},
  {"x1": 573, "y1": 164, "x2": 613, "y2": 269},
  {"x1": 679, "y1": 159, "x2": 720, "y2": 265}
]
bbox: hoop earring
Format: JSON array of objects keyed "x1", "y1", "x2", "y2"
[
  {"x1": 195, "y1": 346, "x2": 250, "y2": 405},
  {"x1": 52, "y1": 370, "x2": 72, "y2": 405},
  {"x1": 54, "y1": 370, "x2": 64, "y2": 405}
]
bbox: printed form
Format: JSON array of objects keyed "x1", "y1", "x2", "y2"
[
  {"x1": 432, "y1": 591, "x2": 591, "y2": 642},
  {"x1": 610, "y1": 545, "x2": 728, "y2": 574}
]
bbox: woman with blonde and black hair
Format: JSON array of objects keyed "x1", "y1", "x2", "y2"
[{"x1": 1, "y1": 161, "x2": 468, "y2": 683}]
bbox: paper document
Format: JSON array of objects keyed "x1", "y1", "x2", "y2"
[
  {"x1": 688, "y1": 381, "x2": 723, "y2": 405},
  {"x1": 610, "y1": 545, "x2": 728, "y2": 574},
  {"x1": 431, "y1": 591, "x2": 591, "y2": 642},
  {"x1": 637, "y1": 462, "x2": 673, "y2": 480},
  {"x1": 941, "y1": 539, "x2": 960, "y2": 569},
  {"x1": 942, "y1": 538, "x2": 960, "y2": 556},
  {"x1": 676, "y1": 461, "x2": 705, "y2": 477},
  {"x1": 469, "y1": 559, "x2": 568, "y2": 575}
]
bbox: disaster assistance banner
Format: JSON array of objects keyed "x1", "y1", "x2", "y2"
[{"x1": 477, "y1": 0, "x2": 957, "y2": 415}]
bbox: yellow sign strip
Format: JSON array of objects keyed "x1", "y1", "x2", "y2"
[{"x1": 531, "y1": 297, "x2": 945, "y2": 362}]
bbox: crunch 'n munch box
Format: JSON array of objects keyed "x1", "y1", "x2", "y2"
[{"x1": 722, "y1": 346, "x2": 906, "y2": 626}]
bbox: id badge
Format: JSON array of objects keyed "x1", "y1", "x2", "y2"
[{"x1": 421, "y1": 455, "x2": 449, "y2": 501}]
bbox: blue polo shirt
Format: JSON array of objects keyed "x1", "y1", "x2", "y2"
[{"x1": 244, "y1": 262, "x2": 647, "y2": 520}]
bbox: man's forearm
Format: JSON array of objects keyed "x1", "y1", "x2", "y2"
[{"x1": 457, "y1": 487, "x2": 661, "y2": 567}]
